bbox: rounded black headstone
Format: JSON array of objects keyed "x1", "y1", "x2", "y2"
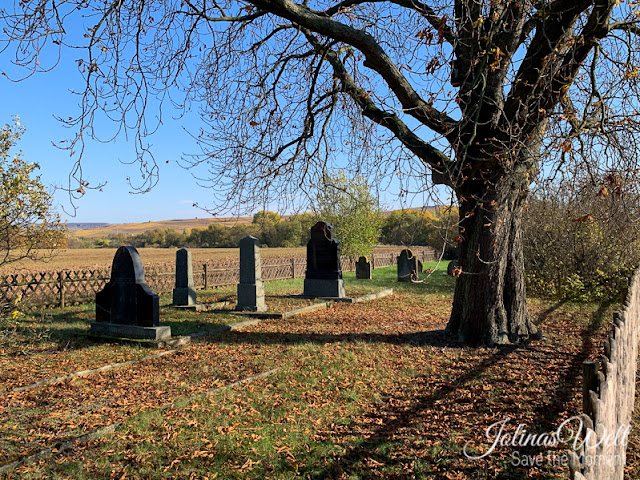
[{"x1": 111, "y1": 246, "x2": 146, "y2": 284}]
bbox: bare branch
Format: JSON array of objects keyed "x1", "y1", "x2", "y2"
[
  {"x1": 301, "y1": 29, "x2": 453, "y2": 177},
  {"x1": 322, "y1": 0, "x2": 456, "y2": 45},
  {"x1": 248, "y1": 0, "x2": 457, "y2": 137}
]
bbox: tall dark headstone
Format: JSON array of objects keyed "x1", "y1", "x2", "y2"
[
  {"x1": 397, "y1": 248, "x2": 420, "y2": 282},
  {"x1": 91, "y1": 246, "x2": 170, "y2": 340},
  {"x1": 236, "y1": 236, "x2": 267, "y2": 312},
  {"x1": 173, "y1": 248, "x2": 197, "y2": 306},
  {"x1": 355, "y1": 256, "x2": 372, "y2": 280},
  {"x1": 303, "y1": 221, "x2": 346, "y2": 298}
]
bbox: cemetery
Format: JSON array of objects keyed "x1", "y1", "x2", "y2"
[
  {"x1": 0, "y1": 220, "x2": 635, "y2": 478},
  {"x1": 6, "y1": 0, "x2": 640, "y2": 477}
]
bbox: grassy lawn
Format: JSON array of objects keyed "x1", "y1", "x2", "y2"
[{"x1": 0, "y1": 263, "x2": 621, "y2": 479}]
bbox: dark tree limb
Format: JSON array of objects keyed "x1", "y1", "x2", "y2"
[{"x1": 249, "y1": 0, "x2": 457, "y2": 138}]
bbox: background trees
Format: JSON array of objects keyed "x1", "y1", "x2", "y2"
[
  {"x1": 4, "y1": 0, "x2": 640, "y2": 343},
  {"x1": 0, "y1": 117, "x2": 63, "y2": 268},
  {"x1": 312, "y1": 171, "x2": 383, "y2": 257}
]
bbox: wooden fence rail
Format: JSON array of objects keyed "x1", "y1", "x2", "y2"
[{"x1": 1, "y1": 249, "x2": 435, "y2": 310}]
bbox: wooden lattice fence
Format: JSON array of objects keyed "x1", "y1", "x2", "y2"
[{"x1": 1, "y1": 248, "x2": 435, "y2": 310}]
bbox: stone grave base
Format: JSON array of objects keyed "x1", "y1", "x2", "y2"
[
  {"x1": 303, "y1": 278, "x2": 346, "y2": 298},
  {"x1": 170, "y1": 303, "x2": 206, "y2": 312},
  {"x1": 90, "y1": 322, "x2": 172, "y2": 341},
  {"x1": 236, "y1": 283, "x2": 267, "y2": 312},
  {"x1": 173, "y1": 287, "x2": 197, "y2": 307}
]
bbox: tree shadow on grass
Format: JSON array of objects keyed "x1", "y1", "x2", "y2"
[
  {"x1": 532, "y1": 299, "x2": 615, "y2": 432},
  {"x1": 293, "y1": 344, "x2": 523, "y2": 480},
  {"x1": 202, "y1": 302, "x2": 612, "y2": 479},
  {"x1": 204, "y1": 328, "x2": 534, "y2": 478},
  {"x1": 205, "y1": 328, "x2": 466, "y2": 349},
  {"x1": 533, "y1": 300, "x2": 567, "y2": 327}
]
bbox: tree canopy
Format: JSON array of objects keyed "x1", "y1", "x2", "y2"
[{"x1": 3, "y1": 0, "x2": 640, "y2": 344}]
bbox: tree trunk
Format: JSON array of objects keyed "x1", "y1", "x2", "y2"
[{"x1": 446, "y1": 173, "x2": 540, "y2": 345}]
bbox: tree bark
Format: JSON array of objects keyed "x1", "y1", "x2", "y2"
[{"x1": 446, "y1": 172, "x2": 540, "y2": 345}]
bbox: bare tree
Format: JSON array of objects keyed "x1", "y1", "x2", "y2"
[{"x1": 2, "y1": 0, "x2": 640, "y2": 344}]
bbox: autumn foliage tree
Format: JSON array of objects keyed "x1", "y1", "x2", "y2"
[
  {"x1": 524, "y1": 174, "x2": 640, "y2": 301},
  {"x1": 0, "y1": 117, "x2": 62, "y2": 269},
  {"x1": 3, "y1": 0, "x2": 640, "y2": 344},
  {"x1": 313, "y1": 171, "x2": 383, "y2": 257}
]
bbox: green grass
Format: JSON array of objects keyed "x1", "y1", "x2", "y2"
[{"x1": 0, "y1": 264, "x2": 613, "y2": 479}]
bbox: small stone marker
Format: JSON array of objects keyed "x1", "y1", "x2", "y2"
[
  {"x1": 303, "y1": 221, "x2": 346, "y2": 298},
  {"x1": 91, "y1": 246, "x2": 170, "y2": 340},
  {"x1": 236, "y1": 236, "x2": 267, "y2": 312},
  {"x1": 447, "y1": 260, "x2": 458, "y2": 276},
  {"x1": 173, "y1": 248, "x2": 197, "y2": 307},
  {"x1": 355, "y1": 256, "x2": 372, "y2": 280},
  {"x1": 397, "y1": 248, "x2": 420, "y2": 282}
]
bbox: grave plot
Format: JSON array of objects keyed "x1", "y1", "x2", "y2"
[
  {"x1": 0, "y1": 264, "x2": 619, "y2": 479},
  {"x1": 0, "y1": 267, "x2": 391, "y2": 394},
  {"x1": 0, "y1": 336, "x2": 288, "y2": 467},
  {"x1": 0, "y1": 267, "x2": 425, "y2": 470},
  {"x1": 0, "y1": 278, "x2": 615, "y2": 480}
]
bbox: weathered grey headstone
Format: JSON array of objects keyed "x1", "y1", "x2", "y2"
[
  {"x1": 236, "y1": 236, "x2": 267, "y2": 312},
  {"x1": 91, "y1": 246, "x2": 170, "y2": 340},
  {"x1": 355, "y1": 256, "x2": 372, "y2": 280},
  {"x1": 173, "y1": 248, "x2": 197, "y2": 306},
  {"x1": 303, "y1": 221, "x2": 346, "y2": 298},
  {"x1": 397, "y1": 248, "x2": 420, "y2": 282}
]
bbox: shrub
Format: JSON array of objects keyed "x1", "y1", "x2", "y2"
[{"x1": 523, "y1": 177, "x2": 640, "y2": 301}]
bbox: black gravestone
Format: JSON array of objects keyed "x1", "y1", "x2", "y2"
[
  {"x1": 397, "y1": 248, "x2": 420, "y2": 282},
  {"x1": 91, "y1": 246, "x2": 169, "y2": 340},
  {"x1": 303, "y1": 221, "x2": 346, "y2": 297},
  {"x1": 447, "y1": 260, "x2": 458, "y2": 276},
  {"x1": 355, "y1": 256, "x2": 372, "y2": 279}
]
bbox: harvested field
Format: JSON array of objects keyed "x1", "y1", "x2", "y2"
[
  {"x1": 0, "y1": 246, "x2": 416, "y2": 273},
  {"x1": 0, "y1": 247, "x2": 300, "y2": 273}
]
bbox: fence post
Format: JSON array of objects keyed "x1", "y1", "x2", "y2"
[
  {"x1": 203, "y1": 263, "x2": 208, "y2": 290},
  {"x1": 583, "y1": 361, "x2": 599, "y2": 420},
  {"x1": 58, "y1": 271, "x2": 66, "y2": 308},
  {"x1": 291, "y1": 258, "x2": 296, "y2": 279}
]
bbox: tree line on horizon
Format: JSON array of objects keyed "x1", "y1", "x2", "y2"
[{"x1": 67, "y1": 207, "x2": 460, "y2": 256}]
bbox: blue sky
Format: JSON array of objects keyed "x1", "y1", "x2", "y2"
[
  {"x1": 0, "y1": 18, "x2": 441, "y2": 225},
  {"x1": 1, "y1": 65, "x2": 437, "y2": 224},
  {"x1": 1, "y1": 52, "x2": 233, "y2": 224}
]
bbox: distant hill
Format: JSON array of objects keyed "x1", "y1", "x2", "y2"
[
  {"x1": 69, "y1": 217, "x2": 254, "y2": 238},
  {"x1": 68, "y1": 207, "x2": 442, "y2": 239},
  {"x1": 65, "y1": 223, "x2": 111, "y2": 230}
]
